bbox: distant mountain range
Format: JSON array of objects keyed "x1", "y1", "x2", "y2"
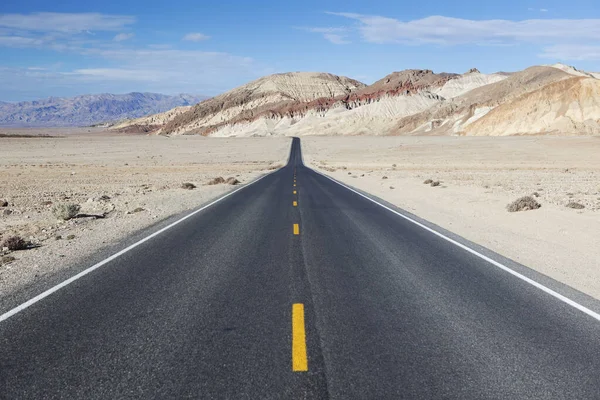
[{"x1": 0, "y1": 93, "x2": 208, "y2": 127}]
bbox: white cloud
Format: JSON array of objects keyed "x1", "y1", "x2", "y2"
[
  {"x1": 300, "y1": 27, "x2": 350, "y2": 44},
  {"x1": 0, "y1": 13, "x2": 265, "y2": 99},
  {"x1": 0, "y1": 36, "x2": 43, "y2": 47},
  {"x1": 0, "y1": 46, "x2": 265, "y2": 100},
  {"x1": 113, "y1": 33, "x2": 134, "y2": 42},
  {"x1": 52, "y1": 49, "x2": 258, "y2": 91},
  {"x1": 183, "y1": 32, "x2": 210, "y2": 42},
  {"x1": 539, "y1": 44, "x2": 600, "y2": 60},
  {"x1": 323, "y1": 33, "x2": 350, "y2": 45},
  {"x1": 327, "y1": 13, "x2": 600, "y2": 45},
  {"x1": 0, "y1": 12, "x2": 135, "y2": 33},
  {"x1": 540, "y1": 9, "x2": 549, "y2": 12}
]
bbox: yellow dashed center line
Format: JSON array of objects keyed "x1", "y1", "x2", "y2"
[
  {"x1": 293, "y1": 224, "x2": 300, "y2": 235},
  {"x1": 293, "y1": 190, "x2": 297, "y2": 195},
  {"x1": 292, "y1": 303, "x2": 308, "y2": 372},
  {"x1": 293, "y1": 201, "x2": 298, "y2": 207},
  {"x1": 294, "y1": 184, "x2": 297, "y2": 187}
]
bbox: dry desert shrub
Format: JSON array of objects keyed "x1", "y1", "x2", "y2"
[
  {"x1": 181, "y1": 182, "x2": 196, "y2": 190},
  {"x1": 566, "y1": 202, "x2": 585, "y2": 209},
  {"x1": 52, "y1": 203, "x2": 81, "y2": 220},
  {"x1": 207, "y1": 177, "x2": 226, "y2": 185},
  {"x1": 2, "y1": 236, "x2": 28, "y2": 251},
  {"x1": 507, "y1": 196, "x2": 541, "y2": 212},
  {"x1": 1, "y1": 255, "x2": 16, "y2": 265},
  {"x1": 423, "y1": 179, "x2": 433, "y2": 184},
  {"x1": 430, "y1": 181, "x2": 441, "y2": 187},
  {"x1": 267, "y1": 164, "x2": 283, "y2": 170},
  {"x1": 226, "y1": 177, "x2": 240, "y2": 185}
]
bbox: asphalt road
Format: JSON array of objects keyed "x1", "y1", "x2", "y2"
[{"x1": 2, "y1": 137, "x2": 600, "y2": 399}]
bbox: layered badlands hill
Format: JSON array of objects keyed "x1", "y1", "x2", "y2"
[
  {"x1": 149, "y1": 72, "x2": 364, "y2": 135},
  {"x1": 114, "y1": 63, "x2": 600, "y2": 137}
]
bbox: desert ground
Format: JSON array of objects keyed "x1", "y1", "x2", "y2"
[
  {"x1": 303, "y1": 136, "x2": 600, "y2": 300},
  {"x1": 0, "y1": 133, "x2": 290, "y2": 297}
]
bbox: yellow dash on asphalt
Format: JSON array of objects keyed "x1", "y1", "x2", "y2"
[
  {"x1": 293, "y1": 201, "x2": 298, "y2": 207},
  {"x1": 293, "y1": 224, "x2": 300, "y2": 235},
  {"x1": 294, "y1": 184, "x2": 297, "y2": 187},
  {"x1": 293, "y1": 190, "x2": 297, "y2": 194},
  {"x1": 292, "y1": 303, "x2": 308, "y2": 372}
]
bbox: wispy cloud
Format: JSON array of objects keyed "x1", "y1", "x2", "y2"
[
  {"x1": 0, "y1": 48, "x2": 262, "y2": 100},
  {"x1": 113, "y1": 33, "x2": 134, "y2": 42},
  {"x1": 539, "y1": 44, "x2": 600, "y2": 61},
  {"x1": 183, "y1": 32, "x2": 210, "y2": 42},
  {"x1": 327, "y1": 13, "x2": 600, "y2": 45},
  {"x1": 299, "y1": 27, "x2": 350, "y2": 44},
  {"x1": 322, "y1": 33, "x2": 350, "y2": 45},
  {"x1": 0, "y1": 12, "x2": 262, "y2": 99},
  {"x1": 0, "y1": 12, "x2": 135, "y2": 33}
]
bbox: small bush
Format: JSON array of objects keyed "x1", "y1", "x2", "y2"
[
  {"x1": 52, "y1": 203, "x2": 80, "y2": 221},
  {"x1": 566, "y1": 202, "x2": 585, "y2": 209},
  {"x1": 3, "y1": 236, "x2": 28, "y2": 251},
  {"x1": 226, "y1": 177, "x2": 240, "y2": 185},
  {"x1": 0, "y1": 200, "x2": 8, "y2": 207},
  {"x1": 382, "y1": 176, "x2": 388, "y2": 180},
  {"x1": 423, "y1": 179, "x2": 433, "y2": 184},
  {"x1": 132, "y1": 207, "x2": 145, "y2": 213},
  {"x1": 430, "y1": 181, "x2": 441, "y2": 187},
  {"x1": 532, "y1": 192, "x2": 540, "y2": 198},
  {"x1": 267, "y1": 164, "x2": 283, "y2": 170},
  {"x1": 507, "y1": 196, "x2": 541, "y2": 212},
  {"x1": 207, "y1": 177, "x2": 226, "y2": 185},
  {"x1": 1, "y1": 255, "x2": 16, "y2": 264},
  {"x1": 66, "y1": 234, "x2": 76, "y2": 240},
  {"x1": 181, "y1": 182, "x2": 196, "y2": 190}
]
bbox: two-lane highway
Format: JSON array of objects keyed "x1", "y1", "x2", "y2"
[{"x1": 2, "y1": 138, "x2": 600, "y2": 399}]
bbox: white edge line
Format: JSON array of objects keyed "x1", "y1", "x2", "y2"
[
  {"x1": 0, "y1": 169, "x2": 279, "y2": 323},
  {"x1": 309, "y1": 166, "x2": 600, "y2": 323}
]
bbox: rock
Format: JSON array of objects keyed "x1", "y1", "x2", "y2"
[
  {"x1": 3, "y1": 209, "x2": 12, "y2": 216},
  {"x1": 0, "y1": 200, "x2": 8, "y2": 207}
]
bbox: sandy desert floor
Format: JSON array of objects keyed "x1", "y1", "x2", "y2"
[
  {"x1": 0, "y1": 134, "x2": 290, "y2": 297},
  {"x1": 303, "y1": 136, "x2": 600, "y2": 300}
]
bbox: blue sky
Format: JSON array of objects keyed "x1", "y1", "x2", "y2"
[{"x1": 1, "y1": 0, "x2": 600, "y2": 101}]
